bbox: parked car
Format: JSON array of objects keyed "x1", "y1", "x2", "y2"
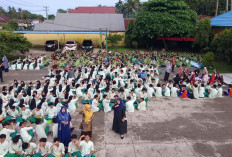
[
  {"x1": 45, "y1": 40, "x2": 61, "y2": 51},
  {"x1": 65, "y1": 41, "x2": 78, "y2": 51},
  {"x1": 82, "y1": 40, "x2": 93, "y2": 51}
]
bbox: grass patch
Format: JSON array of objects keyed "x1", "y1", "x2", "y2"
[{"x1": 208, "y1": 61, "x2": 232, "y2": 73}]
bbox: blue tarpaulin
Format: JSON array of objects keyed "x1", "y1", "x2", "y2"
[{"x1": 211, "y1": 11, "x2": 232, "y2": 27}]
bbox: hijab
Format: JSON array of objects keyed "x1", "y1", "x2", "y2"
[
  {"x1": 57, "y1": 106, "x2": 69, "y2": 122},
  {"x1": 83, "y1": 105, "x2": 93, "y2": 124},
  {"x1": 114, "y1": 98, "x2": 124, "y2": 115}
]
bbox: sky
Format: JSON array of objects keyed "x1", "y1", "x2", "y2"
[{"x1": 0, "y1": 0, "x2": 148, "y2": 17}]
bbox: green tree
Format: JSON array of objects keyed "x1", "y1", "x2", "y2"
[
  {"x1": 125, "y1": 19, "x2": 135, "y2": 47},
  {"x1": 133, "y1": 0, "x2": 197, "y2": 48},
  {"x1": 211, "y1": 29, "x2": 232, "y2": 62},
  {"x1": 7, "y1": 21, "x2": 18, "y2": 30},
  {"x1": 115, "y1": 0, "x2": 142, "y2": 18},
  {"x1": 0, "y1": 31, "x2": 31, "y2": 55},
  {"x1": 107, "y1": 34, "x2": 124, "y2": 48},
  {"x1": 57, "y1": 9, "x2": 67, "y2": 13},
  {"x1": 48, "y1": 14, "x2": 55, "y2": 20},
  {"x1": 202, "y1": 52, "x2": 215, "y2": 67},
  {"x1": 193, "y1": 18, "x2": 212, "y2": 52}
]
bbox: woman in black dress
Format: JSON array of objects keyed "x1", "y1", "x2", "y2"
[{"x1": 112, "y1": 97, "x2": 127, "y2": 139}]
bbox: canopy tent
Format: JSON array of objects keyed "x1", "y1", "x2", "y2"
[{"x1": 211, "y1": 11, "x2": 232, "y2": 27}]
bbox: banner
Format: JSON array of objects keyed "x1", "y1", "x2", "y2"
[{"x1": 156, "y1": 37, "x2": 197, "y2": 42}]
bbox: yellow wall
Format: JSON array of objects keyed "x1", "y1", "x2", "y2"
[{"x1": 23, "y1": 32, "x2": 125, "y2": 47}]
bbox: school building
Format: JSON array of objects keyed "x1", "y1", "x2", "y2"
[{"x1": 15, "y1": 11, "x2": 126, "y2": 47}]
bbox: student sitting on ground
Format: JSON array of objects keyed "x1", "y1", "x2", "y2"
[
  {"x1": 102, "y1": 94, "x2": 112, "y2": 113},
  {"x1": 77, "y1": 135, "x2": 95, "y2": 157},
  {"x1": 126, "y1": 96, "x2": 134, "y2": 113},
  {"x1": 20, "y1": 121, "x2": 33, "y2": 143},
  {"x1": 36, "y1": 138, "x2": 52, "y2": 157},
  {"x1": 65, "y1": 134, "x2": 81, "y2": 157},
  {"x1": 22, "y1": 142, "x2": 37, "y2": 156},
  {"x1": 0, "y1": 122, "x2": 16, "y2": 143},
  {"x1": 35, "y1": 118, "x2": 49, "y2": 140},
  {"x1": 8, "y1": 136, "x2": 23, "y2": 156},
  {"x1": 209, "y1": 84, "x2": 218, "y2": 99},
  {"x1": 91, "y1": 95, "x2": 100, "y2": 113},
  {"x1": 0, "y1": 134, "x2": 8, "y2": 156},
  {"x1": 50, "y1": 138, "x2": 65, "y2": 157},
  {"x1": 137, "y1": 98, "x2": 146, "y2": 111}
]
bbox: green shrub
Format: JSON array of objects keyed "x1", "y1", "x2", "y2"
[{"x1": 202, "y1": 52, "x2": 215, "y2": 67}]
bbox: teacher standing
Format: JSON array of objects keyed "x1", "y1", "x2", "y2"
[
  {"x1": 112, "y1": 98, "x2": 127, "y2": 139},
  {"x1": 56, "y1": 106, "x2": 72, "y2": 147}
]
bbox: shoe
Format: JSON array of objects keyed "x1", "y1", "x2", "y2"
[{"x1": 120, "y1": 135, "x2": 124, "y2": 139}]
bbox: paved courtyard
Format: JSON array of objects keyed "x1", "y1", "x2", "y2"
[{"x1": 1, "y1": 49, "x2": 232, "y2": 157}]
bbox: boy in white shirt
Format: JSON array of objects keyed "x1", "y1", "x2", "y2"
[
  {"x1": 81, "y1": 90, "x2": 92, "y2": 104},
  {"x1": 162, "y1": 84, "x2": 170, "y2": 97},
  {"x1": 65, "y1": 134, "x2": 81, "y2": 157},
  {"x1": 0, "y1": 122, "x2": 16, "y2": 142},
  {"x1": 19, "y1": 121, "x2": 33, "y2": 143},
  {"x1": 45, "y1": 103, "x2": 57, "y2": 120},
  {"x1": 199, "y1": 83, "x2": 205, "y2": 98},
  {"x1": 50, "y1": 138, "x2": 65, "y2": 157},
  {"x1": 147, "y1": 84, "x2": 155, "y2": 98},
  {"x1": 35, "y1": 118, "x2": 49, "y2": 140},
  {"x1": 36, "y1": 138, "x2": 52, "y2": 157},
  {"x1": 7, "y1": 106, "x2": 19, "y2": 121},
  {"x1": 126, "y1": 96, "x2": 134, "y2": 113},
  {"x1": 193, "y1": 84, "x2": 199, "y2": 99},
  {"x1": 217, "y1": 84, "x2": 223, "y2": 97},
  {"x1": 91, "y1": 95, "x2": 100, "y2": 113},
  {"x1": 209, "y1": 85, "x2": 218, "y2": 99},
  {"x1": 19, "y1": 105, "x2": 32, "y2": 120},
  {"x1": 77, "y1": 135, "x2": 94, "y2": 157},
  {"x1": 102, "y1": 95, "x2": 112, "y2": 113},
  {"x1": 0, "y1": 134, "x2": 8, "y2": 156},
  {"x1": 9, "y1": 136, "x2": 23, "y2": 156},
  {"x1": 171, "y1": 84, "x2": 179, "y2": 97},
  {"x1": 22, "y1": 142, "x2": 37, "y2": 156},
  {"x1": 154, "y1": 84, "x2": 162, "y2": 97},
  {"x1": 137, "y1": 98, "x2": 147, "y2": 111}
]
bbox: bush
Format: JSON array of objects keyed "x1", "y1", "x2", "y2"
[
  {"x1": 202, "y1": 52, "x2": 215, "y2": 67},
  {"x1": 107, "y1": 33, "x2": 124, "y2": 48},
  {"x1": 132, "y1": 41, "x2": 138, "y2": 49},
  {"x1": 211, "y1": 29, "x2": 232, "y2": 62}
]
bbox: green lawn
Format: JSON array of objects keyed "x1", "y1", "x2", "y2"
[
  {"x1": 108, "y1": 47, "x2": 147, "y2": 53},
  {"x1": 208, "y1": 61, "x2": 232, "y2": 73}
]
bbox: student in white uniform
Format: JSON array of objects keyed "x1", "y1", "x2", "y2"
[
  {"x1": 0, "y1": 122, "x2": 15, "y2": 142},
  {"x1": 209, "y1": 85, "x2": 218, "y2": 99},
  {"x1": 52, "y1": 118, "x2": 58, "y2": 138},
  {"x1": 36, "y1": 138, "x2": 52, "y2": 157},
  {"x1": 199, "y1": 83, "x2": 205, "y2": 98},
  {"x1": 0, "y1": 134, "x2": 9, "y2": 156},
  {"x1": 146, "y1": 84, "x2": 155, "y2": 98},
  {"x1": 66, "y1": 134, "x2": 81, "y2": 157},
  {"x1": 35, "y1": 119, "x2": 48, "y2": 140},
  {"x1": 77, "y1": 135, "x2": 94, "y2": 157},
  {"x1": 19, "y1": 122, "x2": 33, "y2": 143},
  {"x1": 154, "y1": 84, "x2": 162, "y2": 97},
  {"x1": 217, "y1": 84, "x2": 223, "y2": 98},
  {"x1": 50, "y1": 138, "x2": 65, "y2": 157},
  {"x1": 9, "y1": 136, "x2": 23, "y2": 156},
  {"x1": 162, "y1": 84, "x2": 170, "y2": 97},
  {"x1": 19, "y1": 105, "x2": 32, "y2": 120},
  {"x1": 126, "y1": 96, "x2": 135, "y2": 113},
  {"x1": 22, "y1": 142, "x2": 37, "y2": 156},
  {"x1": 102, "y1": 95, "x2": 112, "y2": 113},
  {"x1": 171, "y1": 84, "x2": 179, "y2": 97},
  {"x1": 67, "y1": 95, "x2": 78, "y2": 113},
  {"x1": 45, "y1": 103, "x2": 57, "y2": 119},
  {"x1": 91, "y1": 95, "x2": 99, "y2": 112},
  {"x1": 193, "y1": 84, "x2": 199, "y2": 99},
  {"x1": 137, "y1": 98, "x2": 146, "y2": 111}
]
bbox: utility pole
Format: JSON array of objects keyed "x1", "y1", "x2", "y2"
[
  {"x1": 231, "y1": 0, "x2": 232, "y2": 10},
  {"x1": 43, "y1": 6, "x2": 49, "y2": 20},
  {"x1": 226, "y1": 0, "x2": 229, "y2": 12},
  {"x1": 215, "y1": 0, "x2": 219, "y2": 16}
]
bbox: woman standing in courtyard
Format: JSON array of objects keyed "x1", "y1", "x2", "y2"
[
  {"x1": 56, "y1": 105, "x2": 72, "y2": 147},
  {"x1": 112, "y1": 98, "x2": 127, "y2": 139}
]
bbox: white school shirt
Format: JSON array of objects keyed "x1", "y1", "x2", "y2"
[
  {"x1": 217, "y1": 88, "x2": 223, "y2": 97},
  {"x1": 20, "y1": 109, "x2": 32, "y2": 119},
  {"x1": 68, "y1": 98, "x2": 78, "y2": 113},
  {"x1": 91, "y1": 99, "x2": 99, "y2": 113},
  {"x1": 0, "y1": 128, "x2": 15, "y2": 142},
  {"x1": 52, "y1": 124, "x2": 58, "y2": 138},
  {"x1": 103, "y1": 99, "x2": 111, "y2": 113},
  {"x1": 20, "y1": 127, "x2": 33, "y2": 143},
  {"x1": 38, "y1": 142, "x2": 52, "y2": 156},
  {"x1": 82, "y1": 93, "x2": 91, "y2": 100},
  {"x1": 50, "y1": 143, "x2": 65, "y2": 156},
  {"x1": 46, "y1": 107, "x2": 57, "y2": 119},
  {"x1": 193, "y1": 86, "x2": 199, "y2": 99},
  {"x1": 171, "y1": 87, "x2": 179, "y2": 97},
  {"x1": 80, "y1": 140, "x2": 94, "y2": 157},
  {"x1": 164, "y1": 87, "x2": 170, "y2": 97},
  {"x1": 0, "y1": 140, "x2": 8, "y2": 156},
  {"x1": 209, "y1": 88, "x2": 218, "y2": 98},
  {"x1": 23, "y1": 142, "x2": 37, "y2": 155},
  {"x1": 119, "y1": 93, "x2": 126, "y2": 100},
  {"x1": 68, "y1": 141, "x2": 80, "y2": 153},
  {"x1": 199, "y1": 87, "x2": 205, "y2": 98},
  {"x1": 109, "y1": 92, "x2": 116, "y2": 100},
  {"x1": 33, "y1": 109, "x2": 44, "y2": 118},
  {"x1": 126, "y1": 100, "x2": 134, "y2": 112},
  {"x1": 138, "y1": 101, "x2": 146, "y2": 111},
  {"x1": 9, "y1": 139, "x2": 23, "y2": 153},
  {"x1": 0, "y1": 112, "x2": 6, "y2": 119},
  {"x1": 7, "y1": 109, "x2": 19, "y2": 118},
  {"x1": 154, "y1": 87, "x2": 162, "y2": 97},
  {"x1": 147, "y1": 87, "x2": 154, "y2": 98},
  {"x1": 35, "y1": 119, "x2": 47, "y2": 139},
  {"x1": 139, "y1": 92, "x2": 148, "y2": 99}
]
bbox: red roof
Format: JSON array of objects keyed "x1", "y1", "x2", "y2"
[
  {"x1": 0, "y1": 14, "x2": 10, "y2": 23},
  {"x1": 124, "y1": 18, "x2": 135, "y2": 30},
  {"x1": 69, "y1": 7, "x2": 116, "y2": 14}
]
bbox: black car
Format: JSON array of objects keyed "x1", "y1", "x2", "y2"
[
  {"x1": 45, "y1": 40, "x2": 61, "y2": 51},
  {"x1": 82, "y1": 40, "x2": 93, "y2": 51}
]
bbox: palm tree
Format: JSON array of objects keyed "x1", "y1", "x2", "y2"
[{"x1": 215, "y1": 0, "x2": 219, "y2": 16}]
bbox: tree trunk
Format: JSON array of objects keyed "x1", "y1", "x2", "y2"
[
  {"x1": 162, "y1": 39, "x2": 168, "y2": 50},
  {"x1": 226, "y1": 0, "x2": 229, "y2": 11},
  {"x1": 215, "y1": 0, "x2": 219, "y2": 16},
  {"x1": 231, "y1": 0, "x2": 232, "y2": 10}
]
